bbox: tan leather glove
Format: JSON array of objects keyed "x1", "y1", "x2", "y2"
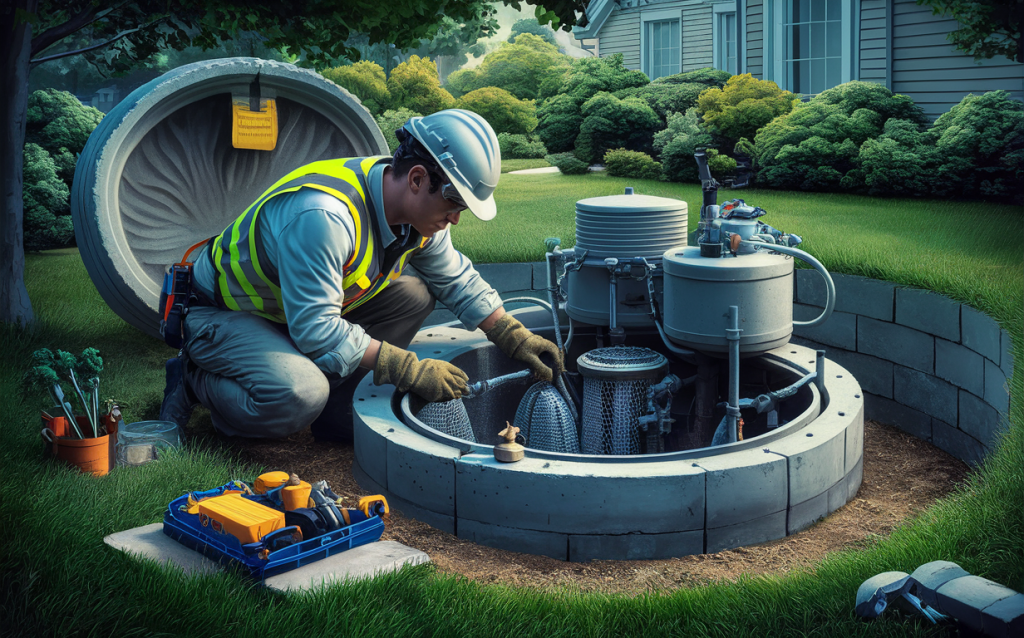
[
  {"x1": 485, "y1": 314, "x2": 564, "y2": 382},
  {"x1": 373, "y1": 342, "x2": 469, "y2": 402}
]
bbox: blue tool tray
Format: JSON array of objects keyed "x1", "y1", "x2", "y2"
[{"x1": 163, "y1": 481, "x2": 385, "y2": 580}]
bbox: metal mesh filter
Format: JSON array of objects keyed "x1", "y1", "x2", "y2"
[
  {"x1": 578, "y1": 347, "x2": 668, "y2": 455},
  {"x1": 416, "y1": 399, "x2": 476, "y2": 442},
  {"x1": 513, "y1": 382, "x2": 579, "y2": 453}
]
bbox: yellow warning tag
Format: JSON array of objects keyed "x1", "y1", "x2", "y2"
[{"x1": 232, "y1": 97, "x2": 278, "y2": 151}]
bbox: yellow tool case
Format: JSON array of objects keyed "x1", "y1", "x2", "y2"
[{"x1": 197, "y1": 493, "x2": 284, "y2": 544}]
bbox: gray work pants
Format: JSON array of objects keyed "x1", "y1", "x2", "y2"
[{"x1": 182, "y1": 275, "x2": 435, "y2": 438}]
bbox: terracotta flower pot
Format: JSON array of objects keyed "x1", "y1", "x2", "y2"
[{"x1": 42, "y1": 414, "x2": 118, "y2": 476}]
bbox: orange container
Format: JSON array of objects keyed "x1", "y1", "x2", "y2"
[
  {"x1": 44, "y1": 414, "x2": 118, "y2": 476},
  {"x1": 197, "y1": 493, "x2": 284, "y2": 544},
  {"x1": 254, "y1": 471, "x2": 290, "y2": 494},
  {"x1": 282, "y1": 481, "x2": 312, "y2": 511}
]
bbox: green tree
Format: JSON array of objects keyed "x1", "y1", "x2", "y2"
[
  {"x1": 444, "y1": 68, "x2": 480, "y2": 99},
  {"x1": 917, "y1": 0, "x2": 1023, "y2": 63},
  {"x1": 2, "y1": 0, "x2": 586, "y2": 327},
  {"x1": 458, "y1": 34, "x2": 570, "y2": 102},
  {"x1": 457, "y1": 87, "x2": 537, "y2": 134},
  {"x1": 387, "y1": 55, "x2": 456, "y2": 115},
  {"x1": 23, "y1": 144, "x2": 74, "y2": 251},
  {"x1": 697, "y1": 73, "x2": 798, "y2": 144},
  {"x1": 26, "y1": 88, "x2": 104, "y2": 190},
  {"x1": 320, "y1": 61, "x2": 390, "y2": 116},
  {"x1": 508, "y1": 18, "x2": 559, "y2": 46}
]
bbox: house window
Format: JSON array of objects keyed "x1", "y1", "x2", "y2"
[
  {"x1": 641, "y1": 10, "x2": 682, "y2": 80},
  {"x1": 771, "y1": 0, "x2": 853, "y2": 95},
  {"x1": 713, "y1": 5, "x2": 738, "y2": 75}
]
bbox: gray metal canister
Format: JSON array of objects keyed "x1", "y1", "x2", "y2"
[
  {"x1": 661, "y1": 246, "x2": 795, "y2": 355},
  {"x1": 567, "y1": 192, "x2": 686, "y2": 327}
]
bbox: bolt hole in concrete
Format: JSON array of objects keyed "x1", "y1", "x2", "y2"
[{"x1": 839, "y1": 412, "x2": 845, "y2": 417}]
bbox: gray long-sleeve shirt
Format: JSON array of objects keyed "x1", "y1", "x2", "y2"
[{"x1": 193, "y1": 161, "x2": 501, "y2": 379}]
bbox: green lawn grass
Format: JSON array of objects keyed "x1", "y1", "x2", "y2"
[
  {"x1": 501, "y1": 158, "x2": 551, "y2": 173},
  {"x1": 1, "y1": 173, "x2": 1021, "y2": 637}
]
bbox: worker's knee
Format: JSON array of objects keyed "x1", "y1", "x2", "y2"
[{"x1": 267, "y1": 373, "x2": 331, "y2": 436}]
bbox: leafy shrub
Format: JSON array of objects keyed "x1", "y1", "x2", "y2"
[
  {"x1": 508, "y1": 18, "x2": 558, "y2": 46},
  {"x1": 574, "y1": 92, "x2": 661, "y2": 163},
  {"x1": 656, "y1": 109, "x2": 712, "y2": 182},
  {"x1": 654, "y1": 67, "x2": 731, "y2": 88},
  {"x1": 456, "y1": 87, "x2": 537, "y2": 135},
  {"x1": 321, "y1": 61, "x2": 390, "y2": 116},
  {"x1": 26, "y1": 89, "x2": 103, "y2": 159},
  {"x1": 707, "y1": 148, "x2": 738, "y2": 179},
  {"x1": 697, "y1": 74, "x2": 797, "y2": 143},
  {"x1": 857, "y1": 119, "x2": 944, "y2": 196},
  {"x1": 535, "y1": 94, "x2": 582, "y2": 153},
  {"x1": 603, "y1": 148, "x2": 661, "y2": 180},
  {"x1": 375, "y1": 108, "x2": 423, "y2": 153},
  {"x1": 497, "y1": 133, "x2": 548, "y2": 159},
  {"x1": 545, "y1": 152, "x2": 589, "y2": 175},
  {"x1": 454, "y1": 35, "x2": 569, "y2": 102},
  {"x1": 387, "y1": 55, "x2": 455, "y2": 115},
  {"x1": 928, "y1": 90, "x2": 1024, "y2": 201},
  {"x1": 559, "y1": 53, "x2": 650, "y2": 106},
  {"x1": 23, "y1": 143, "x2": 74, "y2": 251},
  {"x1": 754, "y1": 81, "x2": 927, "y2": 191},
  {"x1": 614, "y1": 82, "x2": 708, "y2": 123},
  {"x1": 444, "y1": 68, "x2": 477, "y2": 99}
]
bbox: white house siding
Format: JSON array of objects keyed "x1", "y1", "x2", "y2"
[
  {"x1": 596, "y1": 8, "x2": 641, "y2": 69},
  {"x1": 859, "y1": 0, "x2": 889, "y2": 85},
  {"x1": 746, "y1": 0, "x2": 764, "y2": 78},
  {"x1": 891, "y1": 0, "x2": 1024, "y2": 119}
]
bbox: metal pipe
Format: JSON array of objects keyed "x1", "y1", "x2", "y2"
[
  {"x1": 545, "y1": 246, "x2": 564, "y2": 352},
  {"x1": 727, "y1": 305, "x2": 742, "y2": 443},
  {"x1": 815, "y1": 350, "x2": 826, "y2": 403},
  {"x1": 605, "y1": 258, "x2": 619, "y2": 331}
]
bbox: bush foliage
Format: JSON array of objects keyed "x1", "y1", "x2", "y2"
[
  {"x1": 507, "y1": 18, "x2": 558, "y2": 46},
  {"x1": 559, "y1": 53, "x2": 649, "y2": 106},
  {"x1": 375, "y1": 107, "x2": 423, "y2": 153},
  {"x1": 497, "y1": 133, "x2": 547, "y2": 159},
  {"x1": 697, "y1": 74, "x2": 797, "y2": 143},
  {"x1": 574, "y1": 92, "x2": 661, "y2": 163},
  {"x1": 655, "y1": 109, "x2": 712, "y2": 183},
  {"x1": 387, "y1": 55, "x2": 455, "y2": 115},
  {"x1": 614, "y1": 82, "x2": 709, "y2": 123},
  {"x1": 26, "y1": 89, "x2": 103, "y2": 158},
  {"x1": 545, "y1": 152, "x2": 589, "y2": 175},
  {"x1": 23, "y1": 143, "x2": 74, "y2": 251},
  {"x1": 535, "y1": 94, "x2": 582, "y2": 153},
  {"x1": 449, "y1": 35, "x2": 569, "y2": 102},
  {"x1": 603, "y1": 148, "x2": 661, "y2": 180},
  {"x1": 456, "y1": 87, "x2": 537, "y2": 135},
  {"x1": 320, "y1": 61, "x2": 390, "y2": 116}
]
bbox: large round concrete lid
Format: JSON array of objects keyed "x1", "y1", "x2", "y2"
[
  {"x1": 576, "y1": 193, "x2": 685, "y2": 213},
  {"x1": 71, "y1": 57, "x2": 389, "y2": 338}
]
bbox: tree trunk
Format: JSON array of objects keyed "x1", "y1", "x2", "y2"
[{"x1": 0, "y1": 1, "x2": 36, "y2": 326}]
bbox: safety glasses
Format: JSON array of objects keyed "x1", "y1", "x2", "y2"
[{"x1": 440, "y1": 181, "x2": 468, "y2": 211}]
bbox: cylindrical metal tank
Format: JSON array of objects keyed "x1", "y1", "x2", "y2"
[
  {"x1": 72, "y1": 57, "x2": 389, "y2": 338},
  {"x1": 661, "y1": 246, "x2": 794, "y2": 355},
  {"x1": 567, "y1": 192, "x2": 687, "y2": 327}
]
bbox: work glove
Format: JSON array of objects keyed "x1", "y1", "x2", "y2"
[
  {"x1": 373, "y1": 341, "x2": 469, "y2": 402},
  {"x1": 485, "y1": 314, "x2": 564, "y2": 382}
]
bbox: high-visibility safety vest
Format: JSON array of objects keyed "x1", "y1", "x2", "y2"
[{"x1": 209, "y1": 156, "x2": 431, "y2": 323}]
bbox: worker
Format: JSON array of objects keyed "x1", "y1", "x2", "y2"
[{"x1": 159, "y1": 109, "x2": 562, "y2": 441}]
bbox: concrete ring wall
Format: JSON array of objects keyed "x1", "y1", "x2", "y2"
[
  {"x1": 420, "y1": 263, "x2": 1014, "y2": 467},
  {"x1": 353, "y1": 307, "x2": 865, "y2": 561}
]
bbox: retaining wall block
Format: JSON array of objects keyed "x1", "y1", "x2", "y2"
[
  {"x1": 847, "y1": 457, "x2": 864, "y2": 500},
  {"x1": 794, "y1": 340, "x2": 892, "y2": 398},
  {"x1": 793, "y1": 304, "x2": 857, "y2": 349},
  {"x1": 826, "y1": 474, "x2": 849, "y2": 514},
  {"x1": 797, "y1": 271, "x2": 895, "y2": 322},
  {"x1": 1000, "y1": 329, "x2": 1014, "y2": 378},
  {"x1": 858, "y1": 317, "x2": 934, "y2": 374},
  {"x1": 909, "y1": 560, "x2": 971, "y2": 608},
  {"x1": 531, "y1": 261, "x2": 549, "y2": 290},
  {"x1": 699, "y1": 447, "x2": 788, "y2": 529},
  {"x1": 895, "y1": 288, "x2": 960, "y2": 342},
  {"x1": 568, "y1": 530, "x2": 704, "y2": 562},
  {"x1": 788, "y1": 491, "x2": 828, "y2": 534},
  {"x1": 386, "y1": 425, "x2": 459, "y2": 517},
  {"x1": 936, "y1": 576, "x2": 1021, "y2": 636},
  {"x1": 959, "y1": 390, "x2": 1004, "y2": 448},
  {"x1": 455, "y1": 454, "x2": 705, "y2": 534},
  {"x1": 935, "y1": 338, "x2": 986, "y2": 397},
  {"x1": 961, "y1": 306, "x2": 1001, "y2": 362},
  {"x1": 474, "y1": 263, "x2": 533, "y2": 293},
  {"x1": 864, "y1": 393, "x2": 932, "y2": 442},
  {"x1": 982, "y1": 593, "x2": 1024, "y2": 638},
  {"x1": 894, "y1": 365, "x2": 958, "y2": 425},
  {"x1": 985, "y1": 359, "x2": 1011, "y2": 414},
  {"x1": 706, "y1": 510, "x2": 787, "y2": 554},
  {"x1": 932, "y1": 420, "x2": 986, "y2": 467},
  {"x1": 765, "y1": 421, "x2": 846, "y2": 506},
  {"x1": 457, "y1": 518, "x2": 568, "y2": 561}
]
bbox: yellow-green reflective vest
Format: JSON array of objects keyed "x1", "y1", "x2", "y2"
[{"x1": 209, "y1": 156, "x2": 431, "y2": 323}]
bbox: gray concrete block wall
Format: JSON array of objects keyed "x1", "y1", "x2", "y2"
[{"x1": 795, "y1": 272, "x2": 1014, "y2": 467}]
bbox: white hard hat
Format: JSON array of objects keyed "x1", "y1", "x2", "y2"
[{"x1": 403, "y1": 109, "x2": 501, "y2": 221}]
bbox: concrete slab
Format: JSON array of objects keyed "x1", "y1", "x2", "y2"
[
  {"x1": 386, "y1": 425, "x2": 459, "y2": 517},
  {"x1": 793, "y1": 304, "x2": 857, "y2": 349},
  {"x1": 105, "y1": 524, "x2": 429, "y2": 592},
  {"x1": 104, "y1": 523, "x2": 220, "y2": 575},
  {"x1": 827, "y1": 475, "x2": 849, "y2": 514},
  {"x1": 895, "y1": 288, "x2": 960, "y2": 342},
  {"x1": 263, "y1": 542, "x2": 430, "y2": 593},
  {"x1": 788, "y1": 491, "x2": 828, "y2": 534},
  {"x1": 353, "y1": 459, "x2": 456, "y2": 535},
  {"x1": 909, "y1": 560, "x2": 971, "y2": 608},
  {"x1": 894, "y1": 366, "x2": 958, "y2": 425},
  {"x1": 353, "y1": 410, "x2": 388, "y2": 490},
  {"x1": 858, "y1": 318, "x2": 934, "y2": 374},
  {"x1": 985, "y1": 359, "x2": 1010, "y2": 414},
  {"x1": 935, "y1": 338, "x2": 985, "y2": 397},
  {"x1": 700, "y1": 447, "x2": 788, "y2": 529},
  {"x1": 706, "y1": 510, "x2": 787, "y2": 554},
  {"x1": 982, "y1": 593, "x2": 1024, "y2": 638},
  {"x1": 766, "y1": 423, "x2": 845, "y2": 506},
  {"x1": 936, "y1": 575, "x2": 1020, "y2": 635},
  {"x1": 457, "y1": 518, "x2": 568, "y2": 560},
  {"x1": 864, "y1": 393, "x2": 932, "y2": 442},
  {"x1": 961, "y1": 306, "x2": 1001, "y2": 362},
  {"x1": 568, "y1": 530, "x2": 703, "y2": 561},
  {"x1": 847, "y1": 457, "x2": 864, "y2": 501}
]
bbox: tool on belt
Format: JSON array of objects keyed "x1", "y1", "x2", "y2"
[{"x1": 159, "y1": 239, "x2": 210, "y2": 349}]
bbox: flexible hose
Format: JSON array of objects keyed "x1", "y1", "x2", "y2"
[{"x1": 740, "y1": 240, "x2": 835, "y2": 327}]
